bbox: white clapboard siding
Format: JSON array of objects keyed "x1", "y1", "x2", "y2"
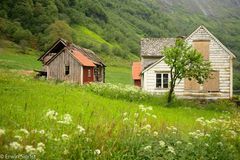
[{"x1": 142, "y1": 26, "x2": 233, "y2": 99}]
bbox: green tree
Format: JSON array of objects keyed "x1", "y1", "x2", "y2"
[
  {"x1": 163, "y1": 39, "x2": 211, "y2": 103},
  {"x1": 42, "y1": 20, "x2": 73, "y2": 50}
]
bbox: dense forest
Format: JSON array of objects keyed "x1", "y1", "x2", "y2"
[{"x1": 0, "y1": 0, "x2": 240, "y2": 88}]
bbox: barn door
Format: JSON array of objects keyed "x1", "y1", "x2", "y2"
[
  {"x1": 203, "y1": 71, "x2": 220, "y2": 92},
  {"x1": 192, "y1": 40, "x2": 210, "y2": 60}
]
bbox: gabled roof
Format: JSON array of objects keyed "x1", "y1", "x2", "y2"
[
  {"x1": 38, "y1": 38, "x2": 67, "y2": 61},
  {"x1": 141, "y1": 38, "x2": 176, "y2": 57},
  {"x1": 45, "y1": 48, "x2": 96, "y2": 67},
  {"x1": 141, "y1": 57, "x2": 165, "y2": 74},
  {"x1": 38, "y1": 38, "x2": 106, "y2": 66},
  {"x1": 132, "y1": 62, "x2": 142, "y2": 80},
  {"x1": 186, "y1": 25, "x2": 236, "y2": 58}
]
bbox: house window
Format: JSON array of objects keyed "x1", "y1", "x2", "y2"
[
  {"x1": 156, "y1": 73, "x2": 169, "y2": 89},
  {"x1": 65, "y1": 66, "x2": 69, "y2": 75},
  {"x1": 156, "y1": 74, "x2": 162, "y2": 88},
  {"x1": 88, "y1": 69, "x2": 91, "y2": 78}
]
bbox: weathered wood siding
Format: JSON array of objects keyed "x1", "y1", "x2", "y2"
[
  {"x1": 185, "y1": 27, "x2": 232, "y2": 99},
  {"x1": 47, "y1": 50, "x2": 83, "y2": 84},
  {"x1": 142, "y1": 27, "x2": 232, "y2": 99}
]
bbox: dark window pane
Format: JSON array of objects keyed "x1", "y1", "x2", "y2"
[
  {"x1": 65, "y1": 66, "x2": 69, "y2": 75},
  {"x1": 156, "y1": 74, "x2": 162, "y2": 88},
  {"x1": 163, "y1": 74, "x2": 168, "y2": 88}
]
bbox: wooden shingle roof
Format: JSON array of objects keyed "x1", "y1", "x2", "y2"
[{"x1": 140, "y1": 38, "x2": 176, "y2": 57}]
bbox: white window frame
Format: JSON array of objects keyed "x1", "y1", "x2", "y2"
[{"x1": 155, "y1": 73, "x2": 169, "y2": 89}]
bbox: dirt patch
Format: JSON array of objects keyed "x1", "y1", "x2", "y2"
[{"x1": 18, "y1": 70, "x2": 35, "y2": 76}]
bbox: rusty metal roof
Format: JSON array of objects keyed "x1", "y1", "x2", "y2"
[{"x1": 71, "y1": 49, "x2": 96, "y2": 67}]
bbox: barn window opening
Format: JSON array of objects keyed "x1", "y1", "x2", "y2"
[
  {"x1": 88, "y1": 69, "x2": 91, "y2": 77},
  {"x1": 156, "y1": 73, "x2": 169, "y2": 89},
  {"x1": 65, "y1": 66, "x2": 69, "y2": 75}
]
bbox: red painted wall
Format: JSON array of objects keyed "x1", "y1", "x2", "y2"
[
  {"x1": 134, "y1": 80, "x2": 141, "y2": 87},
  {"x1": 83, "y1": 67, "x2": 94, "y2": 83}
]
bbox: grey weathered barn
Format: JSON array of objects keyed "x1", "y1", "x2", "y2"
[{"x1": 38, "y1": 39, "x2": 106, "y2": 84}]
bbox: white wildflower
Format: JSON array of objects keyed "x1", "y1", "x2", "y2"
[
  {"x1": 62, "y1": 134, "x2": 69, "y2": 141},
  {"x1": 188, "y1": 142, "x2": 192, "y2": 146},
  {"x1": 144, "y1": 145, "x2": 152, "y2": 151},
  {"x1": 37, "y1": 142, "x2": 45, "y2": 148},
  {"x1": 94, "y1": 149, "x2": 101, "y2": 155},
  {"x1": 0, "y1": 129, "x2": 5, "y2": 136},
  {"x1": 123, "y1": 117, "x2": 129, "y2": 123},
  {"x1": 54, "y1": 138, "x2": 60, "y2": 142},
  {"x1": 176, "y1": 141, "x2": 182, "y2": 145},
  {"x1": 58, "y1": 114, "x2": 72, "y2": 125},
  {"x1": 14, "y1": 135, "x2": 23, "y2": 141},
  {"x1": 167, "y1": 146, "x2": 175, "y2": 154},
  {"x1": 46, "y1": 109, "x2": 58, "y2": 120},
  {"x1": 10, "y1": 142, "x2": 22, "y2": 150},
  {"x1": 205, "y1": 143, "x2": 209, "y2": 147},
  {"x1": 20, "y1": 128, "x2": 29, "y2": 136},
  {"x1": 159, "y1": 140, "x2": 165, "y2": 148},
  {"x1": 123, "y1": 112, "x2": 128, "y2": 117},
  {"x1": 39, "y1": 130, "x2": 45, "y2": 135},
  {"x1": 25, "y1": 145, "x2": 36, "y2": 154},
  {"x1": 77, "y1": 125, "x2": 85, "y2": 134},
  {"x1": 142, "y1": 124, "x2": 151, "y2": 132},
  {"x1": 36, "y1": 146, "x2": 45, "y2": 153},
  {"x1": 153, "y1": 131, "x2": 158, "y2": 136}
]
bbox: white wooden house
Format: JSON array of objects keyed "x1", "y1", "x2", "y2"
[{"x1": 132, "y1": 26, "x2": 236, "y2": 99}]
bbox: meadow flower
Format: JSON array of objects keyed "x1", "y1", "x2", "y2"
[
  {"x1": 144, "y1": 145, "x2": 152, "y2": 151},
  {"x1": 123, "y1": 112, "x2": 128, "y2": 117},
  {"x1": 20, "y1": 128, "x2": 29, "y2": 136},
  {"x1": 167, "y1": 146, "x2": 175, "y2": 154},
  {"x1": 77, "y1": 125, "x2": 85, "y2": 134},
  {"x1": 142, "y1": 124, "x2": 151, "y2": 132},
  {"x1": 176, "y1": 141, "x2": 182, "y2": 145},
  {"x1": 31, "y1": 129, "x2": 38, "y2": 134},
  {"x1": 62, "y1": 134, "x2": 69, "y2": 141},
  {"x1": 39, "y1": 130, "x2": 45, "y2": 135},
  {"x1": 36, "y1": 142, "x2": 45, "y2": 153},
  {"x1": 14, "y1": 135, "x2": 23, "y2": 141},
  {"x1": 0, "y1": 128, "x2": 5, "y2": 136},
  {"x1": 94, "y1": 149, "x2": 101, "y2": 155},
  {"x1": 25, "y1": 145, "x2": 36, "y2": 154},
  {"x1": 153, "y1": 131, "x2": 158, "y2": 136},
  {"x1": 58, "y1": 114, "x2": 72, "y2": 125},
  {"x1": 159, "y1": 140, "x2": 165, "y2": 148},
  {"x1": 46, "y1": 109, "x2": 58, "y2": 120},
  {"x1": 10, "y1": 142, "x2": 22, "y2": 150},
  {"x1": 123, "y1": 117, "x2": 129, "y2": 123}
]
